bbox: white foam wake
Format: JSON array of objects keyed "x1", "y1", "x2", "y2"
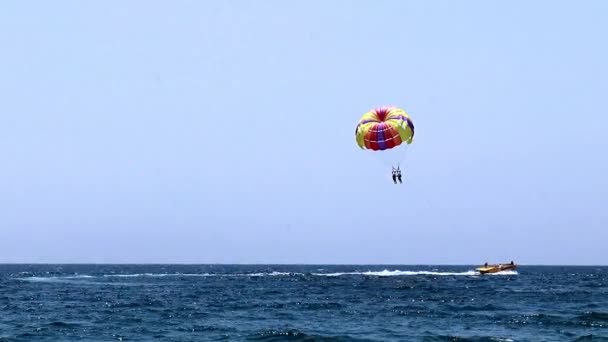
[
  {"x1": 312, "y1": 269, "x2": 479, "y2": 277},
  {"x1": 103, "y1": 273, "x2": 213, "y2": 277},
  {"x1": 19, "y1": 275, "x2": 95, "y2": 281},
  {"x1": 17, "y1": 269, "x2": 518, "y2": 281},
  {"x1": 103, "y1": 272, "x2": 303, "y2": 278},
  {"x1": 486, "y1": 270, "x2": 518, "y2": 276}
]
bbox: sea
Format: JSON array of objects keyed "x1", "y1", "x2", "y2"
[{"x1": 1, "y1": 264, "x2": 606, "y2": 341}]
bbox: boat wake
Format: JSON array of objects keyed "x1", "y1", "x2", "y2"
[
  {"x1": 484, "y1": 270, "x2": 518, "y2": 276},
  {"x1": 313, "y1": 269, "x2": 517, "y2": 277},
  {"x1": 15, "y1": 269, "x2": 517, "y2": 282},
  {"x1": 312, "y1": 270, "x2": 479, "y2": 277}
]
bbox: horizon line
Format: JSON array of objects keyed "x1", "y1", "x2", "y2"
[{"x1": 0, "y1": 262, "x2": 606, "y2": 267}]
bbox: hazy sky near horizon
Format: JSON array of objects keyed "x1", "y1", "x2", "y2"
[{"x1": 1, "y1": 1, "x2": 607, "y2": 264}]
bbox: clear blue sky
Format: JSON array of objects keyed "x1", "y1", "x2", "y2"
[{"x1": 1, "y1": 1, "x2": 606, "y2": 265}]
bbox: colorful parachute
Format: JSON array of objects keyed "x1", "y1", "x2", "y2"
[{"x1": 355, "y1": 106, "x2": 414, "y2": 151}]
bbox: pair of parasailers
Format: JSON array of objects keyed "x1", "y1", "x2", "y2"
[{"x1": 391, "y1": 167, "x2": 403, "y2": 184}]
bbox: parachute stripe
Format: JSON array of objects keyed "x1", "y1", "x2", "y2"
[
  {"x1": 377, "y1": 123, "x2": 387, "y2": 150},
  {"x1": 407, "y1": 118, "x2": 415, "y2": 136},
  {"x1": 385, "y1": 125, "x2": 398, "y2": 149},
  {"x1": 372, "y1": 125, "x2": 381, "y2": 150},
  {"x1": 359, "y1": 119, "x2": 379, "y2": 125},
  {"x1": 365, "y1": 127, "x2": 378, "y2": 150}
]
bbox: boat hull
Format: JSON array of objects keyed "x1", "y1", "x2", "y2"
[{"x1": 476, "y1": 264, "x2": 517, "y2": 274}]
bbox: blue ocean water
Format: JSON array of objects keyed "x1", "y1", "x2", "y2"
[{"x1": 1, "y1": 265, "x2": 607, "y2": 341}]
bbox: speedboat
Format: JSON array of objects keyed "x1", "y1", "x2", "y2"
[{"x1": 476, "y1": 262, "x2": 517, "y2": 274}]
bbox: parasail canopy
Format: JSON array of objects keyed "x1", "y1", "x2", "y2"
[{"x1": 355, "y1": 106, "x2": 414, "y2": 151}]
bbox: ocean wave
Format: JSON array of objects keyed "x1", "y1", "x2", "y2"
[
  {"x1": 422, "y1": 335, "x2": 514, "y2": 342},
  {"x1": 578, "y1": 311, "x2": 608, "y2": 322},
  {"x1": 573, "y1": 334, "x2": 608, "y2": 341},
  {"x1": 577, "y1": 311, "x2": 608, "y2": 328},
  {"x1": 248, "y1": 328, "x2": 376, "y2": 341}
]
